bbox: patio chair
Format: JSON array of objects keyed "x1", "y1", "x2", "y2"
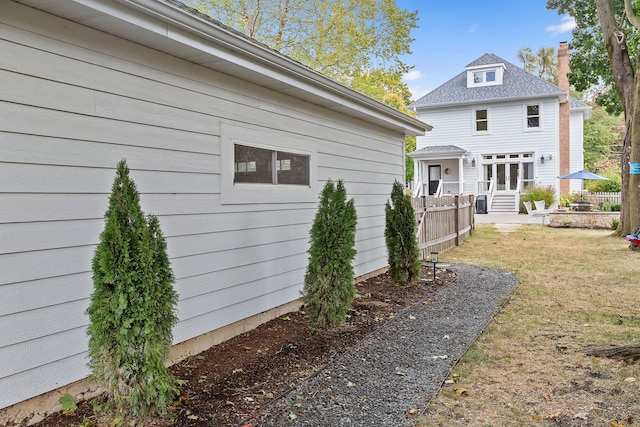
[
  {"x1": 524, "y1": 201, "x2": 546, "y2": 224},
  {"x1": 534, "y1": 200, "x2": 551, "y2": 214}
]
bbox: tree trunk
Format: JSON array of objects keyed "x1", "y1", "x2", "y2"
[
  {"x1": 585, "y1": 343, "x2": 640, "y2": 360},
  {"x1": 595, "y1": 0, "x2": 636, "y2": 236}
]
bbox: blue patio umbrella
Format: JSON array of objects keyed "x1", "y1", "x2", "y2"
[{"x1": 558, "y1": 169, "x2": 610, "y2": 196}]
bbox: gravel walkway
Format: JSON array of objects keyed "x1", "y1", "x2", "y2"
[{"x1": 242, "y1": 264, "x2": 519, "y2": 426}]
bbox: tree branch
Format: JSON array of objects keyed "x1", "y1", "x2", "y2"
[{"x1": 624, "y1": 0, "x2": 640, "y2": 30}]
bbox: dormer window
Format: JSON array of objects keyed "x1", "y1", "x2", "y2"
[
  {"x1": 474, "y1": 70, "x2": 496, "y2": 84},
  {"x1": 466, "y1": 63, "x2": 506, "y2": 87}
]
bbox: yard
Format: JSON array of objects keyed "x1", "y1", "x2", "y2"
[{"x1": 420, "y1": 223, "x2": 640, "y2": 426}]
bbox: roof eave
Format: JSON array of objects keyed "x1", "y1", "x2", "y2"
[
  {"x1": 413, "y1": 92, "x2": 568, "y2": 111},
  {"x1": 16, "y1": 0, "x2": 430, "y2": 136}
]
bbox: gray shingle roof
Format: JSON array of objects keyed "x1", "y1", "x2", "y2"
[
  {"x1": 408, "y1": 145, "x2": 468, "y2": 157},
  {"x1": 411, "y1": 53, "x2": 567, "y2": 108}
]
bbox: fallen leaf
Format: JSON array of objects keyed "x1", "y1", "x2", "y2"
[
  {"x1": 406, "y1": 409, "x2": 418, "y2": 418},
  {"x1": 225, "y1": 400, "x2": 235, "y2": 406},
  {"x1": 624, "y1": 377, "x2": 636, "y2": 382},
  {"x1": 281, "y1": 316, "x2": 291, "y2": 321},
  {"x1": 444, "y1": 379, "x2": 455, "y2": 384},
  {"x1": 545, "y1": 409, "x2": 562, "y2": 419},
  {"x1": 454, "y1": 388, "x2": 467, "y2": 396}
]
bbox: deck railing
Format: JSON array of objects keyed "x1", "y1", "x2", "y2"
[{"x1": 412, "y1": 194, "x2": 475, "y2": 260}]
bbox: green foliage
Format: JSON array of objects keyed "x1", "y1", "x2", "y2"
[
  {"x1": 584, "y1": 170, "x2": 622, "y2": 192},
  {"x1": 190, "y1": 0, "x2": 418, "y2": 82},
  {"x1": 519, "y1": 186, "x2": 556, "y2": 213},
  {"x1": 547, "y1": 0, "x2": 640, "y2": 115},
  {"x1": 601, "y1": 201, "x2": 621, "y2": 212},
  {"x1": 87, "y1": 159, "x2": 179, "y2": 417},
  {"x1": 384, "y1": 180, "x2": 420, "y2": 284},
  {"x1": 302, "y1": 179, "x2": 358, "y2": 328},
  {"x1": 59, "y1": 394, "x2": 78, "y2": 413},
  {"x1": 583, "y1": 106, "x2": 622, "y2": 169},
  {"x1": 612, "y1": 216, "x2": 621, "y2": 229}
]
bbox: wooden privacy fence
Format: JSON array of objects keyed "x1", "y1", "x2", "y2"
[{"x1": 412, "y1": 194, "x2": 475, "y2": 259}]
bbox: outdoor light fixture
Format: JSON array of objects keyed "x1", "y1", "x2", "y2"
[
  {"x1": 431, "y1": 251, "x2": 439, "y2": 281},
  {"x1": 540, "y1": 154, "x2": 545, "y2": 164},
  {"x1": 471, "y1": 159, "x2": 476, "y2": 167}
]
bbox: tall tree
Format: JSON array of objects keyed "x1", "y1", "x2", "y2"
[
  {"x1": 189, "y1": 0, "x2": 419, "y2": 182},
  {"x1": 189, "y1": 0, "x2": 418, "y2": 82},
  {"x1": 547, "y1": 0, "x2": 640, "y2": 238},
  {"x1": 517, "y1": 46, "x2": 558, "y2": 84}
]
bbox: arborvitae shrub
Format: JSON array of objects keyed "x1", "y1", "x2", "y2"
[
  {"x1": 385, "y1": 180, "x2": 421, "y2": 283},
  {"x1": 86, "y1": 159, "x2": 179, "y2": 417},
  {"x1": 302, "y1": 179, "x2": 357, "y2": 328}
]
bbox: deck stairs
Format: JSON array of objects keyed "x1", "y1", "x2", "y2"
[{"x1": 490, "y1": 194, "x2": 518, "y2": 213}]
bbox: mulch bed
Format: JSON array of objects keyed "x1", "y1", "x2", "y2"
[{"x1": 33, "y1": 266, "x2": 451, "y2": 427}]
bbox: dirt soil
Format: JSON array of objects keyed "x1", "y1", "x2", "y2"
[{"x1": 35, "y1": 266, "x2": 452, "y2": 427}]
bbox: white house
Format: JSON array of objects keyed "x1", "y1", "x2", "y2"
[
  {"x1": 409, "y1": 43, "x2": 591, "y2": 212},
  {"x1": 0, "y1": 0, "x2": 430, "y2": 421}
]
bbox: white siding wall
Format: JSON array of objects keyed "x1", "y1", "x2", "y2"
[
  {"x1": 0, "y1": 3, "x2": 405, "y2": 409},
  {"x1": 416, "y1": 99, "x2": 561, "y2": 192}
]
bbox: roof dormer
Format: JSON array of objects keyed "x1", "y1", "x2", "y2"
[{"x1": 466, "y1": 62, "x2": 506, "y2": 88}]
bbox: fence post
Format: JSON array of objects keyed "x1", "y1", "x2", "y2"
[
  {"x1": 454, "y1": 195, "x2": 460, "y2": 246},
  {"x1": 469, "y1": 194, "x2": 475, "y2": 235}
]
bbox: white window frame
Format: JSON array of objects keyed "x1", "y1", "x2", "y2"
[
  {"x1": 523, "y1": 103, "x2": 542, "y2": 131},
  {"x1": 473, "y1": 107, "x2": 489, "y2": 134},
  {"x1": 221, "y1": 122, "x2": 317, "y2": 204},
  {"x1": 466, "y1": 63, "x2": 506, "y2": 87}
]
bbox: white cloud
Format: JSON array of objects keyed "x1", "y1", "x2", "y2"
[
  {"x1": 409, "y1": 86, "x2": 430, "y2": 101},
  {"x1": 547, "y1": 15, "x2": 576, "y2": 35},
  {"x1": 403, "y1": 70, "x2": 423, "y2": 81}
]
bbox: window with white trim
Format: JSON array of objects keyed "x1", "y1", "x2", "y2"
[
  {"x1": 221, "y1": 122, "x2": 317, "y2": 205},
  {"x1": 474, "y1": 108, "x2": 488, "y2": 132},
  {"x1": 526, "y1": 104, "x2": 540, "y2": 129}
]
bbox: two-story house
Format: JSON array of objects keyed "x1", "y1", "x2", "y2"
[{"x1": 409, "y1": 42, "x2": 591, "y2": 213}]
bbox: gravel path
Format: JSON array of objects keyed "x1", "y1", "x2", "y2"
[{"x1": 243, "y1": 264, "x2": 519, "y2": 427}]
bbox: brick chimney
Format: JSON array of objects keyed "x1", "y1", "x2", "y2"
[{"x1": 558, "y1": 41, "x2": 570, "y2": 195}]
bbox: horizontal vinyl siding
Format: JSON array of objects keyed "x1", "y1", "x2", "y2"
[
  {"x1": 0, "y1": 3, "x2": 403, "y2": 409},
  {"x1": 417, "y1": 100, "x2": 560, "y2": 190}
]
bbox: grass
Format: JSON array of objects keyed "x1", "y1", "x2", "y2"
[{"x1": 418, "y1": 224, "x2": 640, "y2": 426}]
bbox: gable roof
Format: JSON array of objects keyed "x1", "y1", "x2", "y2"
[
  {"x1": 411, "y1": 53, "x2": 568, "y2": 109},
  {"x1": 14, "y1": 0, "x2": 430, "y2": 136}
]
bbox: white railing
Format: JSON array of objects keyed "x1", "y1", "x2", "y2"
[
  {"x1": 442, "y1": 182, "x2": 460, "y2": 195},
  {"x1": 435, "y1": 180, "x2": 443, "y2": 197}
]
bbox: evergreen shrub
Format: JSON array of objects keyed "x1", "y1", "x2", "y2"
[
  {"x1": 385, "y1": 180, "x2": 421, "y2": 283},
  {"x1": 302, "y1": 180, "x2": 357, "y2": 328},
  {"x1": 86, "y1": 159, "x2": 179, "y2": 417}
]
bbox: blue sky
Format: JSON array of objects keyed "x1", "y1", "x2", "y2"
[{"x1": 397, "y1": 1, "x2": 576, "y2": 100}]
